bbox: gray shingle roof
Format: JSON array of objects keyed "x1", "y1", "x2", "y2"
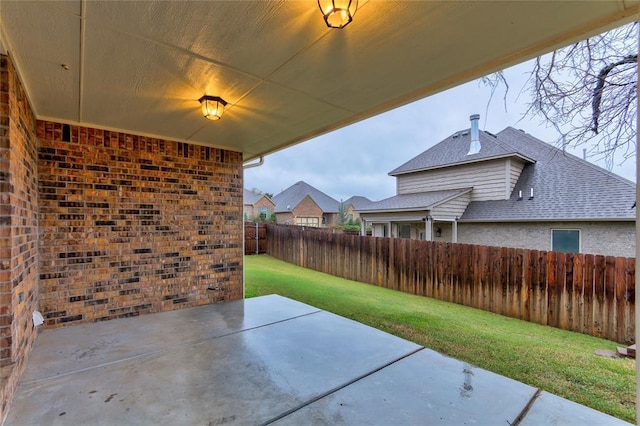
[
  {"x1": 243, "y1": 189, "x2": 264, "y2": 205},
  {"x1": 460, "y1": 127, "x2": 636, "y2": 221},
  {"x1": 358, "y1": 188, "x2": 472, "y2": 212},
  {"x1": 273, "y1": 181, "x2": 340, "y2": 213},
  {"x1": 389, "y1": 128, "x2": 534, "y2": 176},
  {"x1": 343, "y1": 196, "x2": 373, "y2": 209}
]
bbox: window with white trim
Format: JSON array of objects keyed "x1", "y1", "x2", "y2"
[
  {"x1": 257, "y1": 207, "x2": 270, "y2": 220},
  {"x1": 551, "y1": 229, "x2": 580, "y2": 253},
  {"x1": 296, "y1": 217, "x2": 320, "y2": 227}
]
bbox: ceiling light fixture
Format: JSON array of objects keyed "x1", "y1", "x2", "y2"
[
  {"x1": 198, "y1": 95, "x2": 227, "y2": 120},
  {"x1": 318, "y1": 0, "x2": 358, "y2": 28}
]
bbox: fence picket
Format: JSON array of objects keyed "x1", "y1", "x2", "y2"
[
  {"x1": 572, "y1": 254, "x2": 584, "y2": 334},
  {"x1": 563, "y1": 253, "x2": 573, "y2": 331},
  {"x1": 593, "y1": 255, "x2": 606, "y2": 338},
  {"x1": 583, "y1": 254, "x2": 594, "y2": 334},
  {"x1": 521, "y1": 250, "x2": 531, "y2": 322},
  {"x1": 615, "y1": 257, "x2": 626, "y2": 343},
  {"x1": 605, "y1": 256, "x2": 617, "y2": 341},
  {"x1": 625, "y1": 258, "x2": 635, "y2": 344}
]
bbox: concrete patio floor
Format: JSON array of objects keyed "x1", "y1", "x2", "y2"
[{"x1": 4, "y1": 294, "x2": 630, "y2": 425}]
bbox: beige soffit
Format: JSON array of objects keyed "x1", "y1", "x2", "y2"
[{"x1": 0, "y1": 1, "x2": 636, "y2": 160}]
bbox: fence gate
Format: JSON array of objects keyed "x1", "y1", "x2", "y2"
[{"x1": 245, "y1": 222, "x2": 267, "y2": 255}]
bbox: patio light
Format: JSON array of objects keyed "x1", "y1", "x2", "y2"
[
  {"x1": 199, "y1": 95, "x2": 227, "y2": 120},
  {"x1": 318, "y1": 0, "x2": 358, "y2": 28}
]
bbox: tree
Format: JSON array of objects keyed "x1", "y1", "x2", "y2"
[
  {"x1": 249, "y1": 188, "x2": 274, "y2": 198},
  {"x1": 483, "y1": 22, "x2": 637, "y2": 169},
  {"x1": 338, "y1": 201, "x2": 348, "y2": 226}
]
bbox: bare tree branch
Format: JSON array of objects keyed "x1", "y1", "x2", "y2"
[
  {"x1": 591, "y1": 54, "x2": 637, "y2": 134},
  {"x1": 483, "y1": 22, "x2": 638, "y2": 168}
]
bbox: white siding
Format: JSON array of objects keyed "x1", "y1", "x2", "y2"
[
  {"x1": 396, "y1": 160, "x2": 509, "y2": 201},
  {"x1": 509, "y1": 160, "x2": 525, "y2": 194},
  {"x1": 431, "y1": 192, "x2": 471, "y2": 218}
]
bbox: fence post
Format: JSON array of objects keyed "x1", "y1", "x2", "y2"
[{"x1": 255, "y1": 222, "x2": 259, "y2": 255}]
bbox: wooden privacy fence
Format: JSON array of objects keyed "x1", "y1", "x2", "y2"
[
  {"x1": 266, "y1": 224, "x2": 635, "y2": 344},
  {"x1": 244, "y1": 222, "x2": 267, "y2": 255}
]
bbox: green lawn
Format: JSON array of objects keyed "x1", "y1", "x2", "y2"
[{"x1": 245, "y1": 254, "x2": 636, "y2": 423}]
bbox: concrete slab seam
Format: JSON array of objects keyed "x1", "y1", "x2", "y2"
[
  {"x1": 510, "y1": 388, "x2": 542, "y2": 426},
  {"x1": 260, "y1": 346, "x2": 426, "y2": 426},
  {"x1": 19, "y1": 309, "x2": 324, "y2": 388}
]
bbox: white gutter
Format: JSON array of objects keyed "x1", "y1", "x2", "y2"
[{"x1": 243, "y1": 156, "x2": 264, "y2": 169}]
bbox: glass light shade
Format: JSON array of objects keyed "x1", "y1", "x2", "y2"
[
  {"x1": 199, "y1": 95, "x2": 227, "y2": 120},
  {"x1": 318, "y1": 0, "x2": 358, "y2": 28}
]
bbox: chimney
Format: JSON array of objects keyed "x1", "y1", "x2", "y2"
[{"x1": 466, "y1": 114, "x2": 481, "y2": 155}]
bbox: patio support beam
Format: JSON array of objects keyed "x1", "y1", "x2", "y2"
[{"x1": 425, "y1": 216, "x2": 432, "y2": 241}]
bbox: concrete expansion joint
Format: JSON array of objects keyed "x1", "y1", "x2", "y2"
[
  {"x1": 18, "y1": 309, "x2": 325, "y2": 388},
  {"x1": 187, "y1": 310, "x2": 324, "y2": 349},
  {"x1": 510, "y1": 388, "x2": 542, "y2": 426},
  {"x1": 260, "y1": 346, "x2": 426, "y2": 426}
]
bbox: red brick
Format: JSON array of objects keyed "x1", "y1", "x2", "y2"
[{"x1": 1, "y1": 54, "x2": 39, "y2": 422}]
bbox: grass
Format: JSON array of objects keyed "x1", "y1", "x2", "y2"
[{"x1": 245, "y1": 254, "x2": 636, "y2": 423}]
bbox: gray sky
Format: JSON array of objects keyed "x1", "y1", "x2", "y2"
[{"x1": 245, "y1": 60, "x2": 636, "y2": 202}]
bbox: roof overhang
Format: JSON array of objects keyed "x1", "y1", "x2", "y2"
[
  {"x1": 390, "y1": 153, "x2": 537, "y2": 177},
  {"x1": 358, "y1": 188, "x2": 472, "y2": 214},
  {"x1": 360, "y1": 212, "x2": 430, "y2": 222},
  {"x1": 1, "y1": 1, "x2": 637, "y2": 161},
  {"x1": 459, "y1": 218, "x2": 636, "y2": 223},
  {"x1": 360, "y1": 208, "x2": 431, "y2": 215}
]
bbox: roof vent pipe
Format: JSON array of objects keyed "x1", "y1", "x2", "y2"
[{"x1": 467, "y1": 114, "x2": 481, "y2": 155}]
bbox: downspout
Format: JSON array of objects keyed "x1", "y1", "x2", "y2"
[{"x1": 242, "y1": 155, "x2": 264, "y2": 300}]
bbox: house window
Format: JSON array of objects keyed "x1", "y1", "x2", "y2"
[
  {"x1": 551, "y1": 229, "x2": 580, "y2": 253},
  {"x1": 296, "y1": 217, "x2": 319, "y2": 227},
  {"x1": 399, "y1": 224, "x2": 411, "y2": 239},
  {"x1": 257, "y1": 207, "x2": 270, "y2": 221}
]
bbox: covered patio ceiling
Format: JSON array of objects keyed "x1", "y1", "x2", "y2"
[{"x1": 0, "y1": 1, "x2": 637, "y2": 162}]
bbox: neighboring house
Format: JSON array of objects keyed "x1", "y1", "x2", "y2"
[
  {"x1": 243, "y1": 189, "x2": 276, "y2": 222},
  {"x1": 273, "y1": 181, "x2": 340, "y2": 227},
  {"x1": 343, "y1": 196, "x2": 372, "y2": 223},
  {"x1": 357, "y1": 115, "x2": 636, "y2": 258}
]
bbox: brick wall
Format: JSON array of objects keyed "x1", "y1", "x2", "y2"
[
  {"x1": 292, "y1": 196, "x2": 322, "y2": 218},
  {"x1": 458, "y1": 221, "x2": 636, "y2": 257},
  {"x1": 0, "y1": 55, "x2": 40, "y2": 423},
  {"x1": 38, "y1": 123, "x2": 244, "y2": 327},
  {"x1": 291, "y1": 196, "x2": 323, "y2": 226},
  {"x1": 275, "y1": 212, "x2": 294, "y2": 225},
  {"x1": 323, "y1": 212, "x2": 339, "y2": 227},
  {"x1": 244, "y1": 196, "x2": 274, "y2": 221},
  {"x1": 254, "y1": 197, "x2": 274, "y2": 217}
]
